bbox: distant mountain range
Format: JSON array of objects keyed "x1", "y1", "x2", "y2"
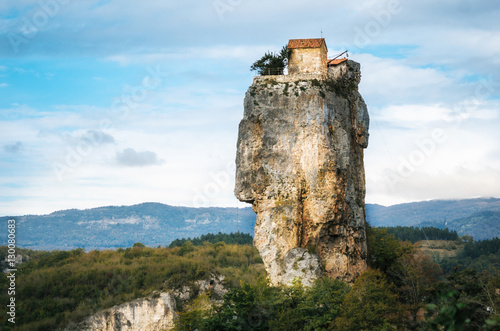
[
  {"x1": 366, "y1": 197, "x2": 500, "y2": 240},
  {"x1": 1, "y1": 198, "x2": 499, "y2": 250},
  {"x1": 0, "y1": 203, "x2": 256, "y2": 251}
]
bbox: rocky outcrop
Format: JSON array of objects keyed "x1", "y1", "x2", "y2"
[
  {"x1": 69, "y1": 272, "x2": 228, "y2": 331},
  {"x1": 172, "y1": 272, "x2": 228, "y2": 302},
  {"x1": 72, "y1": 292, "x2": 176, "y2": 331},
  {"x1": 235, "y1": 60, "x2": 369, "y2": 286},
  {"x1": 281, "y1": 248, "x2": 322, "y2": 287}
]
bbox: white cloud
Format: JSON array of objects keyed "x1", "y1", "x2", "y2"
[
  {"x1": 372, "y1": 101, "x2": 499, "y2": 128},
  {"x1": 3, "y1": 141, "x2": 23, "y2": 153},
  {"x1": 356, "y1": 53, "x2": 455, "y2": 107},
  {"x1": 373, "y1": 104, "x2": 452, "y2": 125},
  {"x1": 104, "y1": 45, "x2": 277, "y2": 66},
  {"x1": 408, "y1": 28, "x2": 500, "y2": 70},
  {"x1": 365, "y1": 102, "x2": 500, "y2": 206},
  {"x1": 1, "y1": 0, "x2": 500, "y2": 214},
  {"x1": 116, "y1": 148, "x2": 163, "y2": 167},
  {"x1": 367, "y1": 166, "x2": 500, "y2": 206},
  {"x1": 63, "y1": 129, "x2": 115, "y2": 145}
]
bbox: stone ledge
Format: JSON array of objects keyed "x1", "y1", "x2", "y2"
[
  {"x1": 253, "y1": 73, "x2": 327, "y2": 84},
  {"x1": 252, "y1": 60, "x2": 360, "y2": 85}
]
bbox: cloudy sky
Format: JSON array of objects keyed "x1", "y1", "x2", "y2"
[{"x1": 1, "y1": 0, "x2": 499, "y2": 215}]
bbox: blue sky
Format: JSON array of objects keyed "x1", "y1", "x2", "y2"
[{"x1": 1, "y1": 0, "x2": 500, "y2": 215}]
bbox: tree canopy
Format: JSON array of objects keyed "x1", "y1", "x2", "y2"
[{"x1": 250, "y1": 45, "x2": 291, "y2": 75}]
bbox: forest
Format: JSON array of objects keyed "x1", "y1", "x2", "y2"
[
  {"x1": 168, "y1": 232, "x2": 254, "y2": 248},
  {"x1": 381, "y1": 226, "x2": 459, "y2": 243},
  {"x1": 1, "y1": 227, "x2": 500, "y2": 330}
]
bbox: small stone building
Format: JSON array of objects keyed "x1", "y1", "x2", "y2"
[{"x1": 287, "y1": 38, "x2": 328, "y2": 75}]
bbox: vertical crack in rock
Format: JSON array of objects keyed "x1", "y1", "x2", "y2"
[{"x1": 235, "y1": 60, "x2": 370, "y2": 286}]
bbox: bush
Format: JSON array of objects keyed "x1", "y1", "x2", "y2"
[
  {"x1": 250, "y1": 45, "x2": 290, "y2": 76},
  {"x1": 333, "y1": 269, "x2": 401, "y2": 330}
]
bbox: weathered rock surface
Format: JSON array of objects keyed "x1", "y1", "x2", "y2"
[
  {"x1": 172, "y1": 272, "x2": 228, "y2": 302},
  {"x1": 281, "y1": 248, "x2": 322, "y2": 287},
  {"x1": 71, "y1": 292, "x2": 176, "y2": 331},
  {"x1": 235, "y1": 60, "x2": 369, "y2": 285},
  {"x1": 69, "y1": 272, "x2": 228, "y2": 331}
]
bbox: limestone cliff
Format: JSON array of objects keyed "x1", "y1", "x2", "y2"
[
  {"x1": 235, "y1": 60, "x2": 369, "y2": 286},
  {"x1": 70, "y1": 292, "x2": 176, "y2": 331},
  {"x1": 68, "y1": 273, "x2": 227, "y2": 331}
]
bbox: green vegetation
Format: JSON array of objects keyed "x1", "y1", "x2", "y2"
[
  {"x1": 368, "y1": 227, "x2": 500, "y2": 330},
  {"x1": 452, "y1": 210, "x2": 500, "y2": 240},
  {"x1": 311, "y1": 78, "x2": 321, "y2": 87},
  {"x1": 381, "y1": 226, "x2": 459, "y2": 243},
  {"x1": 417, "y1": 240, "x2": 461, "y2": 265},
  {"x1": 264, "y1": 78, "x2": 278, "y2": 86},
  {"x1": 174, "y1": 227, "x2": 500, "y2": 330},
  {"x1": 324, "y1": 77, "x2": 357, "y2": 98},
  {"x1": 438, "y1": 237, "x2": 500, "y2": 273},
  {"x1": 250, "y1": 45, "x2": 290, "y2": 76},
  {"x1": 307, "y1": 78, "x2": 327, "y2": 98},
  {"x1": 169, "y1": 232, "x2": 253, "y2": 248},
  {"x1": 175, "y1": 277, "x2": 351, "y2": 331},
  {"x1": 333, "y1": 269, "x2": 402, "y2": 330},
  {"x1": 2, "y1": 228, "x2": 500, "y2": 330},
  {"x1": 283, "y1": 82, "x2": 289, "y2": 96},
  {"x1": 373, "y1": 226, "x2": 500, "y2": 273},
  {"x1": 462, "y1": 237, "x2": 500, "y2": 258},
  {"x1": 0, "y1": 240, "x2": 264, "y2": 330}
]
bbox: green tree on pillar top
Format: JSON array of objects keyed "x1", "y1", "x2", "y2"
[{"x1": 250, "y1": 45, "x2": 290, "y2": 76}]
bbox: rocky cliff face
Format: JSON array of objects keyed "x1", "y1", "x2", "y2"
[
  {"x1": 69, "y1": 273, "x2": 227, "y2": 331},
  {"x1": 235, "y1": 60, "x2": 369, "y2": 286},
  {"x1": 72, "y1": 292, "x2": 177, "y2": 331}
]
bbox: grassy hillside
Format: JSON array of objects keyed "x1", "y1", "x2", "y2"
[
  {"x1": 417, "y1": 240, "x2": 462, "y2": 261},
  {"x1": 413, "y1": 236, "x2": 500, "y2": 274},
  {"x1": 0, "y1": 241, "x2": 265, "y2": 330}
]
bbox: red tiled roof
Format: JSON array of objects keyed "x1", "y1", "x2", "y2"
[
  {"x1": 287, "y1": 38, "x2": 325, "y2": 49},
  {"x1": 327, "y1": 58, "x2": 347, "y2": 66}
]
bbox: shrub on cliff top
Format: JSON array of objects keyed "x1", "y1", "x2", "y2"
[{"x1": 250, "y1": 45, "x2": 290, "y2": 76}]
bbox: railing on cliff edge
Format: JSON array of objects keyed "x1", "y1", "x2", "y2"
[{"x1": 255, "y1": 67, "x2": 285, "y2": 76}]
